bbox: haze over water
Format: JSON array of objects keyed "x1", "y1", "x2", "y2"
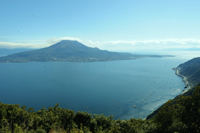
[{"x1": 0, "y1": 57, "x2": 186, "y2": 119}]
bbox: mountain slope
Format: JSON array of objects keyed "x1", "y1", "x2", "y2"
[
  {"x1": 0, "y1": 40, "x2": 167, "y2": 63},
  {"x1": 176, "y1": 57, "x2": 200, "y2": 86},
  {"x1": 146, "y1": 57, "x2": 200, "y2": 120}
]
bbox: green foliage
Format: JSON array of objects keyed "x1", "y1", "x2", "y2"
[
  {"x1": 74, "y1": 111, "x2": 92, "y2": 129},
  {"x1": 178, "y1": 57, "x2": 200, "y2": 86},
  {"x1": 1, "y1": 84, "x2": 200, "y2": 132},
  {"x1": 35, "y1": 128, "x2": 46, "y2": 133},
  {"x1": 93, "y1": 114, "x2": 113, "y2": 131},
  {"x1": 154, "y1": 85, "x2": 200, "y2": 133}
]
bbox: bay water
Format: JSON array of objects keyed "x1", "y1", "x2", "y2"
[{"x1": 0, "y1": 57, "x2": 186, "y2": 119}]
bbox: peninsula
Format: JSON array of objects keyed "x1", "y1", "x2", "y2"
[{"x1": 0, "y1": 40, "x2": 173, "y2": 63}]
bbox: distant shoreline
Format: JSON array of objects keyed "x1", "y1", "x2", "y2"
[{"x1": 173, "y1": 67, "x2": 192, "y2": 94}]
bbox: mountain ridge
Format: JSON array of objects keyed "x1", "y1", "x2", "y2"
[{"x1": 0, "y1": 40, "x2": 171, "y2": 63}]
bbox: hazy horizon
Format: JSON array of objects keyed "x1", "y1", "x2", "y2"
[{"x1": 1, "y1": 0, "x2": 200, "y2": 58}]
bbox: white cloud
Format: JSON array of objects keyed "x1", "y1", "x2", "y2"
[
  {"x1": 46, "y1": 37, "x2": 82, "y2": 45},
  {"x1": 100, "y1": 38, "x2": 200, "y2": 47},
  {"x1": 0, "y1": 42, "x2": 44, "y2": 49},
  {"x1": 0, "y1": 37, "x2": 82, "y2": 49},
  {"x1": 83, "y1": 38, "x2": 200, "y2": 52},
  {"x1": 1, "y1": 37, "x2": 200, "y2": 53},
  {"x1": 88, "y1": 40, "x2": 94, "y2": 44}
]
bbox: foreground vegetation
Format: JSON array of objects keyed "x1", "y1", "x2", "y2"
[{"x1": 1, "y1": 84, "x2": 200, "y2": 133}]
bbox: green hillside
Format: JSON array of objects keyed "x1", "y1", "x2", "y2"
[
  {"x1": 177, "y1": 57, "x2": 200, "y2": 86},
  {"x1": 146, "y1": 57, "x2": 200, "y2": 120}
]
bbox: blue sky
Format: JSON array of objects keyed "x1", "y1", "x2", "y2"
[{"x1": 1, "y1": 0, "x2": 200, "y2": 53}]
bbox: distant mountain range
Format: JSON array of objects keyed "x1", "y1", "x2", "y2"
[{"x1": 0, "y1": 40, "x2": 173, "y2": 63}]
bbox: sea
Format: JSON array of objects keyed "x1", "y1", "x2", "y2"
[{"x1": 0, "y1": 56, "x2": 192, "y2": 120}]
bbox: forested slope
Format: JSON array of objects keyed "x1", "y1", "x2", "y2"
[
  {"x1": 147, "y1": 57, "x2": 200, "y2": 120},
  {"x1": 1, "y1": 85, "x2": 200, "y2": 132},
  {"x1": 177, "y1": 57, "x2": 200, "y2": 86}
]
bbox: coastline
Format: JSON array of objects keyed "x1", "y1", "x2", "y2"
[
  {"x1": 145, "y1": 67, "x2": 193, "y2": 120},
  {"x1": 173, "y1": 67, "x2": 192, "y2": 94}
]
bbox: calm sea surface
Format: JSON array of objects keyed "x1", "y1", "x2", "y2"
[{"x1": 0, "y1": 57, "x2": 186, "y2": 119}]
